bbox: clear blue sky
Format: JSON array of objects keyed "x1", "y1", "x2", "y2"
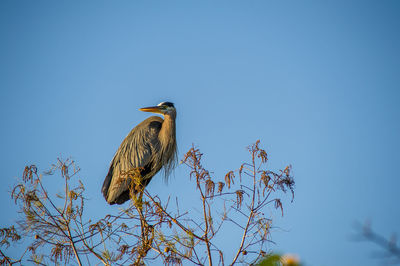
[{"x1": 1, "y1": 1, "x2": 399, "y2": 265}]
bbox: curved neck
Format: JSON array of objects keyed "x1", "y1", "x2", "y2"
[{"x1": 159, "y1": 113, "x2": 176, "y2": 146}]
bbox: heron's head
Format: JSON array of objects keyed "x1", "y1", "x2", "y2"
[{"x1": 139, "y1": 102, "x2": 176, "y2": 116}]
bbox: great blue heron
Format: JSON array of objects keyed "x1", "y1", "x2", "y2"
[{"x1": 102, "y1": 102, "x2": 177, "y2": 205}]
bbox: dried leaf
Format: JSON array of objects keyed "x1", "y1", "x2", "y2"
[
  {"x1": 217, "y1": 182, "x2": 225, "y2": 194},
  {"x1": 275, "y1": 199, "x2": 283, "y2": 216},
  {"x1": 225, "y1": 171, "x2": 235, "y2": 189},
  {"x1": 205, "y1": 179, "x2": 215, "y2": 197},
  {"x1": 236, "y1": 190, "x2": 244, "y2": 209}
]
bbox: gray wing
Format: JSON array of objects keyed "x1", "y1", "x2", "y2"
[{"x1": 102, "y1": 116, "x2": 163, "y2": 204}]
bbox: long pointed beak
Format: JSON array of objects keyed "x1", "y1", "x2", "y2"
[{"x1": 139, "y1": 106, "x2": 163, "y2": 114}]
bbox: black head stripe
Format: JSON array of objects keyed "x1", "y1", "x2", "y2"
[{"x1": 158, "y1": 102, "x2": 175, "y2": 107}]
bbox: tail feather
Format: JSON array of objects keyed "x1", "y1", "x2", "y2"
[{"x1": 101, "y1": 164, "x2": 113, "y2": 202}]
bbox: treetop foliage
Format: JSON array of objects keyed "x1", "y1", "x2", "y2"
[{"x1": 0, "y1": 141, "x2": 295, "y2": 266}]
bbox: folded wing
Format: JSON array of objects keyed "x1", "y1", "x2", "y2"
[{"x1": 102, "y1": 116, "x2": 163, "y2": 204}]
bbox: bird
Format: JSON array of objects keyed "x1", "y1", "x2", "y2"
[{"x1": 102, "y1": 101, "x2": 177, "y2": 205}]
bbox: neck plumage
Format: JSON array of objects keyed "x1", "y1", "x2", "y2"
[
  {"x1": 158, "y1": 112, "x2": 177, "y2": 178},
  {"x1": 159, "y1": 113, "x2": 176, "y2": 147}
]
